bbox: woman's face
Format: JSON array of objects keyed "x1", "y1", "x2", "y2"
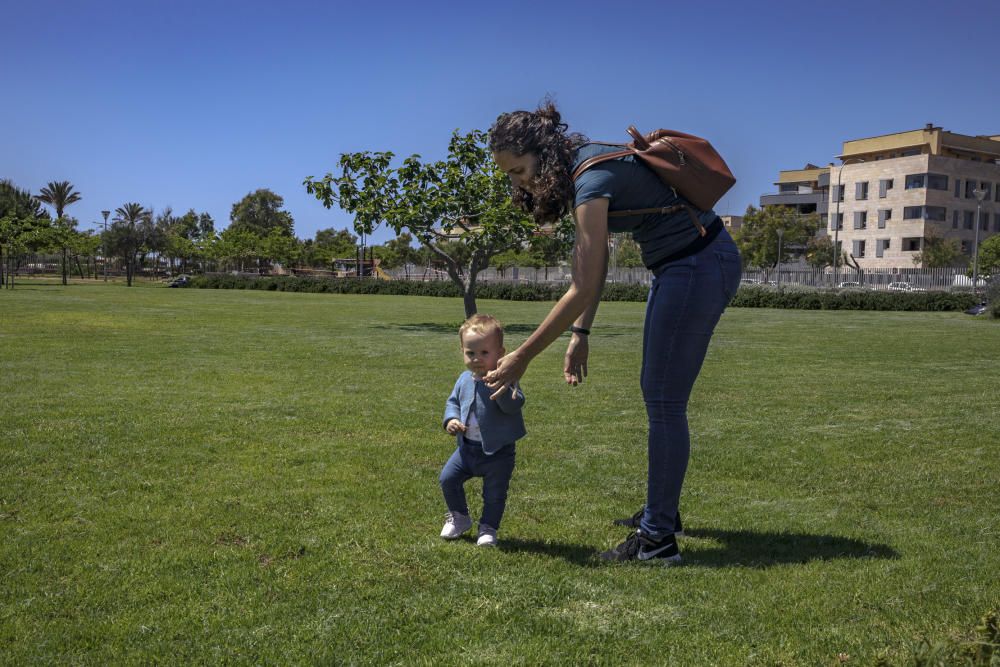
[{"x1": 493, "y1": 150, "x2": 540, "y2": 194}]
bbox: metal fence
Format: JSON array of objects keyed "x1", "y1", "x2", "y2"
[{"x1": 385, "y1": 264, "x2": 981, "y2": 291}]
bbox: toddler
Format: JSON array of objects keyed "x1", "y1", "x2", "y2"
[{"x1": 439, "y1": 314, "x2": 525, "y2": 546}]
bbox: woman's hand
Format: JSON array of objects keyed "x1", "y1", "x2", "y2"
[
  {"x1": 484, "y1": 350, "x2": 528, "y2": 401},
  {"x1": 563, "y1": 334, "x2": 589, "y2": 385}
]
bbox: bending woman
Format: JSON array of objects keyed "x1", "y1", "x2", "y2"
[{"x1": 484, "y1": 101, "x2": 742, "y2": 564}]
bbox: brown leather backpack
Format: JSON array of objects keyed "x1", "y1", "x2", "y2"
[{"x1": 572, "y1": 126, "x2": 736, "y2": 234}]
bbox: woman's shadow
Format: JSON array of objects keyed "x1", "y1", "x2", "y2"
[{"x1": 500, "y1": 528, "x2": 898, "y2": 568}]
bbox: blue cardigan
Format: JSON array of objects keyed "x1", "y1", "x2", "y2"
[{"x1": 443, "y1": 370, "x2": 526, "y2": 454}]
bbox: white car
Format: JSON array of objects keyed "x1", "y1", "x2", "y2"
[
  {"x1": 837, "y1": 281, "x2": 861, "y2": 288},
  {"x1": 887, "y1": 281, "x2": 925, "y2": 292}
]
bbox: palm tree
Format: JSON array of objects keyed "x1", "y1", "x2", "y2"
[
  {"x1": 110, "y1": 203, "x2": 151, "y2": 286},
  {"x1": 35, "y1": 181, "x2": 82, "y2": 285}
]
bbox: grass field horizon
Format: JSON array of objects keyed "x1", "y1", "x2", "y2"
[{"x1": 2, "y1": 284, "x2": 998, "y2": 664}]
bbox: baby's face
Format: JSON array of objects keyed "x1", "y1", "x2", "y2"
[{"x1": 461, "y1": 330, "x2": 504, "y2": 377}]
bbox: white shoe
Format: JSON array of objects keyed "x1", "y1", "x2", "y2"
[
  {"x1": 476, "y1": 524, "x2": 497, "y2": 547},
  {"x1": 440, "y1": 511, "x2": 472, "y2": 539}
]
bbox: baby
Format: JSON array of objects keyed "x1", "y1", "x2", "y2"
[{"x1": 438, "y1": 314, "x2": 526, "y2": 546}]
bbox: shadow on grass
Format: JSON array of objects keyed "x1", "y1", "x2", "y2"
[
  {"x1": 680, "y1": 528, "x2": 899, "y2": 568},
  {"x1": 499, "y1": 529, "x2": 898, "y2": 569}
]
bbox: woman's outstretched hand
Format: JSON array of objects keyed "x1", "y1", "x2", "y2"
[
  {"x1": 564, "y1": 335, "x2": 589, "y2": 385},
  {"x1": 484, "y1": 351, "x2": 528, "y2": 400}
]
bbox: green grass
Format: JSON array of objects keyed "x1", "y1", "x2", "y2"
[{"x1": 1, "y1": 282, "x2": 998, "y2": 665}]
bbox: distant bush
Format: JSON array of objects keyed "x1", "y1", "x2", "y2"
[
  {"x1": 986, "y1": 280, "x2": 1000, "y2": 319},
  {"x1": 188, "y1": 275, "x2": 979, "y2": 311}
]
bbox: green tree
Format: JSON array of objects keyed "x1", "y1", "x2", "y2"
[
  {"x1": 734, "y1": 205, "x2": 820, "y2": 270},
  {"x1": 976, "y1": 234, "x2": 1000, "y2": 276},
  {"x1": 379, "y1": 232, "x2": 417, "y2": 275},
  {"x1": 527, "y1": 232, "x2": 572, "y2": 279},
  {"x1": 1, "y1": 180, "x2": 51, "y2": 288},
  {"x1": 313, "y1": 227, "x2": 358, "y2": 267},
  {"x1": 305, "y1": 129, "x2": 537, "y2": 317},
  {"x1": 106, "y1": 203, "x2": 152, "y2": 286},
  {"x1": 613, "y1": 235, "x2": 644, "y2": 268},
  {"x1": 34, "y1": 180, "x2": 82, "y2": 285},
  {"x1": 805, "y1": 235, "x2": 834, "y2": 269},
  {"x1": 913, "y1": 231, "x2": 965, "y2": 268},
  {"x1": 229, "y1": 189, "x2": 294, "y2": 238}
]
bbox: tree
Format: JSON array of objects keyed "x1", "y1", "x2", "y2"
[
  {"x1": 805, "y1": 235, "x2": 834, "y2": 269},
  {"x1": 378, "y1": 232, "x2": 417, "y2": 275},
  {"x1": 613, "y1": 235, "x2": 644, "y2": 268},
  {"x1": 734, "y1": 205, "x2": 820, "y2": 270},
  {"x1": 229, "y1": 189, "x2": 294, "y2": 238},
  {"x1": 976, "y1": 234, "x2": 1000, "y2": 276},
  {"x1": 305, "y1": 129, "x2": 538, "y2": 317},
  {"x1": 34, "y1": 181, "x2": 82, "y2": 285},
  {"x1": 912, "y1": 231, "x2": 964, "y2": 268},
  {"x1": 313, "y1": 227, "x2": 358, "y2": 267},
  {"x1": 1, "y1": 180, "x2": 51, "y2": 288},
  {"x1": 527, "y1": 232, "x2": 572, "y2": 279},
  {"x1": 106, "y1": 203, "x2": 152, "y2": 286}
]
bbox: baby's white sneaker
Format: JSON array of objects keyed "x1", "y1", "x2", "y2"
[
  {"x1": 440, "y1": 511, "x2": 472, "y2": 539},
  {"x1": 476, "y1": 524, "x2": 497, "y2": 547}
]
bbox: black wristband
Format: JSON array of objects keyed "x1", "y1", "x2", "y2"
[{"x1": 569, "y1": 325, "x2": 590, "y2": 336}]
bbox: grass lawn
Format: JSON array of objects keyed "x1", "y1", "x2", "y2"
[{"x1": 1, "y1": 282, "x2": 998, "y2": 665}]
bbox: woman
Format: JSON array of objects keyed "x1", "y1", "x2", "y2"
[{"x1": 483, "y1": 101, "x2": 742, "y2": 564}]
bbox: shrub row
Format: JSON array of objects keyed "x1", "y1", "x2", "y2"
[{"x1": 188, "y1": 275, "x2": 982, "y2": 312}]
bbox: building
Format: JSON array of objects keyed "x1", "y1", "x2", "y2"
[
  {"x1": 719, "y1": 215, "x2": 744, "y2": 232},
  {"x1": 761, "y1": 125, "x2": 1000, "y2": 269},
  {"x1": 759, "y1": 164, "x2": 830, "y2": 222},
  {"x1": 829, "y1": 124, "x2": 1000, "y2": 268}
]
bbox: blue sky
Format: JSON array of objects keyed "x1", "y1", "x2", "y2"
[{"x1": 4, "y1": 0, "x2": 999, "y2": 245}]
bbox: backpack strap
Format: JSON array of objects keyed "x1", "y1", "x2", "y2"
[{"x1": 607, "y1": 204, "x2": 707, "y2": 237}]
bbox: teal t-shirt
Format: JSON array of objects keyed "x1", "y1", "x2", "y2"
[{"x1": 572, "y1": 143, "x2": 717, "y2": 269}]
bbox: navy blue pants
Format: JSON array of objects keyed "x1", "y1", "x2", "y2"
[
  {"x1": 640, "y1": 228, "x2": 742, "y2": 539},
  {"x1": 439, "y1": 439, "x2": 516, "y2": 530}
]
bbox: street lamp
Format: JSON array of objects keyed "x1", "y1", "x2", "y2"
[
  {"x1": 775, "y1": 227, "x2": 784, "y2": 287},
  {"x1": 972, "y1": 187, "x2": 987, "y2": 294},
  {"x1": 101, "y1": 210, "x2": 110, "y2": 282},
  {"x1": 830, "y1": 158, "x2": 865, "y2": 286}
]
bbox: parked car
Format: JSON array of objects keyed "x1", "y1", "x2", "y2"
[
  {"x1": 887, "y1": 281, "x2": 924, "y2": 292},
  {"x1": 166, "y1": 274, "x2": 191, "y2": 288},
  {"x1": 951, "y1": 275, "x2": 988, "y2": 289},
  {"x1": 837, "y1": 281, "x2": 861, "y2": 288},
  {"x1": 740, "y1": 278, "x2": 761, "y2": 285}
]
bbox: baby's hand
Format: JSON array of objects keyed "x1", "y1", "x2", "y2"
[{"x1": 445, "y1": 419, "x2": 466, "y2": 435}]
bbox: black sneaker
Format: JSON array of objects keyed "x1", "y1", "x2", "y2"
[
  {"x1": 612, "y1": 507, "x2": 684, "y2": 536},
  {"x1": 599, "y1": 530, "x2": 682, "y2": 564}
]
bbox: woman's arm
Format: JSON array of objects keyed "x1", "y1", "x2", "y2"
[{"x1": 484, "y1": 198, "x2": 610, "y2": 398}]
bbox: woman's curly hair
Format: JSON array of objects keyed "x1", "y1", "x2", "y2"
[{"x1": 488, "y1": 100, "x2": 588, "y2": 224}]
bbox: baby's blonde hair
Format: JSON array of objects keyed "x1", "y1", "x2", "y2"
[{"x1": 459, "y1": 313, "x2": 504, "y2": 347}]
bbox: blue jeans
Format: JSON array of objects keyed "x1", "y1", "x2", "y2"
[
  {"x1": 439, "y1": 440, "x2": 516, "y2": 530},
  {"x1": 640, "y1": 228, "x2": 742, "y2": 539}
]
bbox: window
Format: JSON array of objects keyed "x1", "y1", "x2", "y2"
[
  {"x1": 876, "y1": 239, "x2": 890, "y2": 258},
  {"x1": 905, "y1": 174, "x2": 926, "y2": 189},
  {"x1": 996, "y1": 185, "x2": 1000, "y2": 203},
  {"x1": 961, "y1": 240, "x2": 971, "y2": 254},
  {"x1": 831, "y1": 213, "x2": 844, "y2": 230},
  {"x1": 964, "y1": 211, "x2": 975, "y2": 229},
  {"x1": 833, "y1": 185, "x2": 845, "y2": 202},
  {"x1": 924, "y1": 206, "x2": 946, "y2": 221},
  {"x1": 903, "y1": 237, "x2": 922, "y2": 251},
  {"x1": 981, "y1": 182, "x2": 993, "y2": 199},
  {"x1": 779, "y1": 184, "x2": 798, "y2": 193},
  {"x1": 852, "y1": 240, "x2": 866, "y2": 258},
  {"x1": 853, "y1": 211, "x2": 868, "y2": 229},
  {"x1": 904, "y1": 206, "x2": 922, "y2": 219},
  {"x1": 995, "y1": 216, "x2": 1000, "y2": 232},
  {"x1": 953, "y1": 210, "x2": 959, "y2": 229},
  {"x1": 879, "y1": 179, "x2": 893, "y2": 198},
  {"x1": 982, "y1": 212, "x2": 990, "y2": 230},
  {"x1": 856, "y1": 182, "x2": 869, "y2": 200},
  {"x1": 966, "y1": 180, "x2": 977, "y2": 198},
  {"x1": 955, "y1": 178, "x2": 962, "y2": 197},
  {"x1": 878, "y1": 209, "x2": 891, "y2": 229},
  {"x1": 927, "y1": 173, "x2": 948, "y2": 190}
]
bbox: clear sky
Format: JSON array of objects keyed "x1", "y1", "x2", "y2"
[{"x1": 4, "y1": 0, "x2": 999, "y2": 245}]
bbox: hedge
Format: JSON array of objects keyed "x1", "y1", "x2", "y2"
[{"x1": 187, "y1": 275, "x2": 981, "y2": 312}]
